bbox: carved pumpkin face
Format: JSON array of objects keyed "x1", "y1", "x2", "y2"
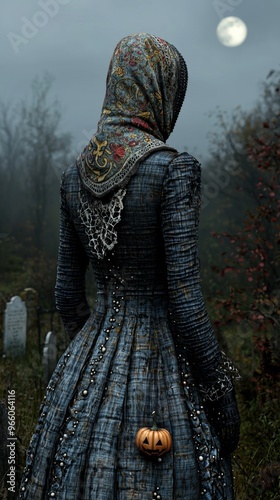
[{"x1": 135, "y1": 426, "x2": 172, "y2": 457}]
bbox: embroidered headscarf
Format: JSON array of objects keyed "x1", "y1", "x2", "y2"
[
  {"x1": 77, "y1": 33, "x2": 188, "y2": 258},
  {"x1": 77, "y1": 33, "x2": 188, "y2": 197}
]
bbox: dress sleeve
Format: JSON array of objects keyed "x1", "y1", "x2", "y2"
[
  {"x1": 161, "y1": 153, "x2": 222, "y2": 383},
  {"x1": 55, "y1": 172, "x2": 91, "y2": 340}
]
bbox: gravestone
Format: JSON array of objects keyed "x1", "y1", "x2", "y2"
[
  {"x1": 3, "y1": 296, "x2": 27, "y2": 358},
  {"x1": 43, "y1": 331, "x2": 57, "y2": 385}
]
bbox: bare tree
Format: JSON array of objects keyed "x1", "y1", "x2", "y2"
[
  {"x1": 0, "y1": 74, "x2": 71, "y2": 250},
  {"x1": 0, "y1": 103, "x2": 25, "y2": 231},
  {"x1": 20, "y1": 74, "x2": 71, "y2": 249}
]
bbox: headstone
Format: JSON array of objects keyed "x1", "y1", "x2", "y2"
[
  {"x1": 43, "y1": 331, "x2": 57, "y2": 385},
  {"x1": 3, "y1": 296, "x2": 27, "y2": 358}
]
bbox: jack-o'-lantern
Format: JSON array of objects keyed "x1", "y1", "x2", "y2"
[{"x1": 135, "y1": 412, "x2": 172, "y2": 458}]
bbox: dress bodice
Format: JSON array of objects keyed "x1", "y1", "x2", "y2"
[{"x1": 55, "y1": 149, "x2": 221, "y2": 382}]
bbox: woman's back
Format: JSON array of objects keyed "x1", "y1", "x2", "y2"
[
  {"x1": 67, "y1": 149, "x2": 174, "y2": 290},
  {"x1": 45, "y1": 150, "x2": 234, "y2": 499}
]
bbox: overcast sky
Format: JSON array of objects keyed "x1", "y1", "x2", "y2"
[{"x1": 1, "y1": 0, "x2": 280, "y2": 164}]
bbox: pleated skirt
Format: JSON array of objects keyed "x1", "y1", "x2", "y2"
[{"x1": 19, "y1": 293, "x2": 233, "y2": 499}]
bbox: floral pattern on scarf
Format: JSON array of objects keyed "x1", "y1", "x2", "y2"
[{"x1": 77, "y1": 33, "x2": 188, "y2": 197}]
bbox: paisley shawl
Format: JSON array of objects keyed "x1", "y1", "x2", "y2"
[{"x1": 77, "y1": 33, "x2": 188, "y2": 197}]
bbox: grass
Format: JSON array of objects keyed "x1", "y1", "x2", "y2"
[
  {"x1": 224, "y1": 323, "x2": 280, "y2": 499},
  {"x1": 233, "y1": 390, "x2": 280, "y2": 499}
]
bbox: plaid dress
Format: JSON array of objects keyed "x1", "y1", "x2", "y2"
[{"x1": 19, "y1": 150, "x2": 234, "y2": 499}]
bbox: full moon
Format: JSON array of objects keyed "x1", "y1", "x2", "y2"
[{"x1": 216, "y1": 16, "x2": 248, "y2": 47}]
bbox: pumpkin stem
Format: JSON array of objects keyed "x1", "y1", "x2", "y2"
[{"x1": 151, "y1": 411, "x2": 158, "y2": 430}]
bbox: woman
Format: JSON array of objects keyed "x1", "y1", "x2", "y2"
[{"x1": 19, "y1": 33, "x2": 240, "y2": 499}]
